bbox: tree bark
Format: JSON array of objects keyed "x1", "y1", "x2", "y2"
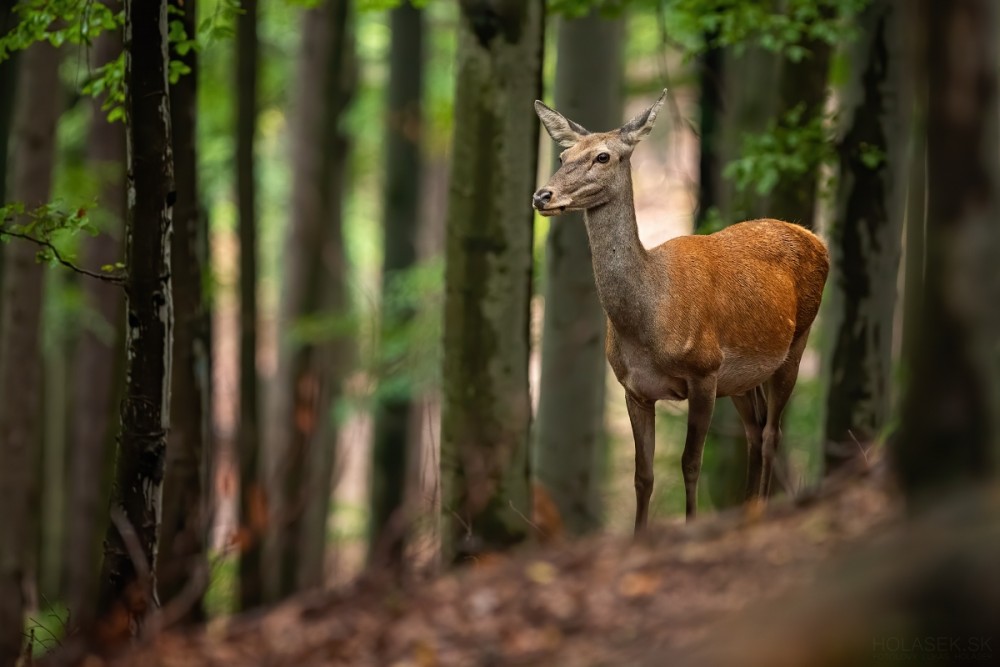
[
  {"x1": 695, "y1": 35, "x2": 724, "y2": 231},
  {"x1": 235, "y1": 0, "x2": 263, "y2": 610},
  {"x1": 269, "y1": 0, "x2": 354, "y2": 597},
  {"x1": 535, "y1": 8, "x2": 623, "y2": 536},
  {"x1": 823, "y1": 0, "x2": 906, "y2": 474},
  {"x1": 67, "y1": 23, "x2": 126, "y2": 633},
  {"x1": 157, "y1": 0, "x2": 209, "y2": 625},
  {"x1": 96, "y1": 0, "x2": 174, "y2": 643},
  {"x1": 0, "y1": 0, "x2": 18, "y2": 210},
  {"x1": 369, "y1": 0, "x2": 424, "y2": 568},
  {"x1": 0, "y1": 37, "x2": 60, "y2": 667},
  {"x1": 894, "y1": 0, "x2": 999, "y2": 499},
  {"x1": 702, "y1": 46, "x2": 780, "y2": 508},
  {"x1": 766, "y1": 8, "x2": 833, "y2": 230},
  {"x1": 441, "y1": 0, "x2": 543, "y2": 560}
]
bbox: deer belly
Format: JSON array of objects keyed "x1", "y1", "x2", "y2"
[
  {"x1": 716, "y1": 352, "x2": 785, "y2": 396},
  {"x1": 619, "y1": 365, "x2": 688, "y2": 401}
]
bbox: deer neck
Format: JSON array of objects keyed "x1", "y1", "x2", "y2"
[{"x1": 583, "y1": 168, "x2": 653, "y2": 336}]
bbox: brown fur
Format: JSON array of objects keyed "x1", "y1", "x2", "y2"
[{"x1": 533, "y1": 92, "x2": 830, "y2": 531}]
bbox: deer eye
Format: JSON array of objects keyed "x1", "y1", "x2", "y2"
[{"x1": 596, "y1": 152, "x2": 610, "y2": 164}]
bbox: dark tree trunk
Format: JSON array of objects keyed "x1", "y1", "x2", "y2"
[
  {"x1": 67, "y1": 23, "x2": 126, "y2": 634},
  {"x1": 270, "y1": 0, "x2": 354, "y2": 597},
  {"x1": 0, "y1": 37, "x2": 60, "y2": 667},
  {"x1": 369, "y1": 0, "x2": 424, "y2": 568},
  {"x1": 96, "y1": 0, "x2": 174, "y2": 643},
  {"x1": 0, "y1": 0, "x2": 18, "y2": 209},
  {"x1": 894, "y1": 0, "x2": 999, "y2": 499},
  {"x1": 157, "y1": 0, "x2": 209, "y2": 625},
  {"x1": 695, "y1": 35, "x2": 724, "y2": 231},
  {"x1": 441, "y1": 0, "x2": 543, "y2": 560},
  {"x1": 767, "y1": 12, "x2": 833, "y2": 230},
  {"x1": 235, "y1": 0, "x2": 263, "y2": 611},
  {"x1": 535, "y1": 8, "x2": 623, "y2": 536},
  {"x1": 823, "y1": 0, "x2": 906, "y2": 474},
  {"x1": 702, "y1": 46, "x2": 780, "y2": 507}
]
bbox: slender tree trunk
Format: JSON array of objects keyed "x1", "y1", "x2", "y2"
[
  {"x1": 767, "y1": 10, "x2": 833, "y2": 230},
  {"x1": 823, "y1": 0, "x2": 906, "y2": 474},
  {"x1": 67, "y1": 23, "x2": 126, "y2": 633},
  {"x1": 695, "y1": 35, "x2": 724, "y2": 231},
  {"x1": 441, "y1": 0, "x2": 543, "y2": 561},
  {"x1": 894, "y1": 0, "x2": 999, "y2": 499},
  {"x1": 0, "y1": 0, "x2": 18, "y2": 209},
  {"x1": 40, "y1": 287, "x2": 68, "y2": 603},
  {"x1": 0, "y1": 37, "x2": 60, "y2": 667},
  {"x1": 235, "y1": 0, "x2": 263, "y2": 610},
  {"x1": 369, "y1": 0, "x2": 424, "y2": 568},
  {"x1": 157, "y1": 0, "x2": 208, "y2": 624},
  {"x1": 535, "y1": 9, "x2": 623, "y2": 536},
  {"x1": 269, "y1": 0, "x2": 354, "y2": 597},
  {"x1": 702, "y1": 46, "x2": 779, "y2": 507},
  {"x1": 96, "y1": 0, "x2": 174, "y2": 643}
]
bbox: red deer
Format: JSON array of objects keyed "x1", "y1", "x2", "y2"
[{"x1": 532, "y1": 90, "x2": 829, "y2": 533}]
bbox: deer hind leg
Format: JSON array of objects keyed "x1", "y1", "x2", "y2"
[
  {"x1": 731, "y1": 386, "x2": 767, "y2": 500},
  {"x1": 681, "y1": 375, "x2": 718, "y2": 522},
  {"x1": 625, "y1": 392, "x2": 656, "y2": 534},
  {"x1": 761, "y1": 331, "x2": 811, "y2": 497}
]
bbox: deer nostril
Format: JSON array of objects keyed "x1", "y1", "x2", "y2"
[{"x1": 533, "y1": 189, "x2": 553, "y2": 208}]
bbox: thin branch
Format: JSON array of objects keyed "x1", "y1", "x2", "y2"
[{"x1": 0, "y1": 224, "x2": 125, "y2": 285}]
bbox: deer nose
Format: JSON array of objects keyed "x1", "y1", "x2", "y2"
[{"x1": 533, "y1": 189, "x2": 553, "y2": 209}]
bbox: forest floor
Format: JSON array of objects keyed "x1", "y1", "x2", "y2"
[{"x1": 103, "y1": 462, "x2": 900, "y2": 667}]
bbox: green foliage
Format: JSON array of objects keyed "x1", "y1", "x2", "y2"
[
  {"x1": 356, "y1": 0, "x2": 430, "y2": 11},
  {"x1": 548, "y1": 0, "x2": 629, "y2": 18},
  {"x1": 81, "y1": 52, "x2": 126, "y2": 122},
  {"x1": 663, "y1": 0, "x2": 869, "y2": 60},
  {"x1": 0, "y1": 199, "x2": 98, "y2": 247},
  {"x1": 723, "y1": 103, "x2": 834, "y2": 197},
  {"x1": 0, "y1": 0, "x2": 122, "y2": 62}
]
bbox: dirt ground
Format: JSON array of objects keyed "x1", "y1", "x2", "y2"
[{"x1": 99, "y1": 463, "x2": 898, "y2": 667}]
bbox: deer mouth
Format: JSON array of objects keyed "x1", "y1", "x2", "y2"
[{"x1": 537, "y1": 205, "x2": 567, "y2": 217}]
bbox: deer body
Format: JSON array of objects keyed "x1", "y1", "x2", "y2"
[{"x1": 533, "y1": 91, "x2": 829, "y2": 532}]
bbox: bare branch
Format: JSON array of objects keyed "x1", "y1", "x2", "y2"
[{"x1": 0, "y1": 224, "x2": 125, "y2": 285}]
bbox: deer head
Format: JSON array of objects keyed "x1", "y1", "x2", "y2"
[{"x1": 532, "y1": 89, "x2": 667, "y2": 216}]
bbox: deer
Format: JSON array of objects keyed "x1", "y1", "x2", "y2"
[{"x1": 532, "y1": 90, "x2": 829, "y2": 534}]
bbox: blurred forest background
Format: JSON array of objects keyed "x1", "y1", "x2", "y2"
[{"x1": 0, "y1": 0, "x2": 997, "y2": 663}]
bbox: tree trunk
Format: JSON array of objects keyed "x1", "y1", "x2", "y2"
[
  {"x1": 369, "y1": 0, "x2": 424, "y2": 568},
  {"x1": 894, "y1": 0, "x2": 999, "y2": 499},
  {"x1": 67, "y1": 23, "x2": 126, "y2": 634},
  {"x1": 535, "y1": 8, "x2": 623, "y2": 536},
  {"x1": 235, "y1": 0, "x2": 263, "y2": 610},
  {"x1": 269, "y1": 0, "x2": 354, "y2": 597},
  {"x1": 0, "y1": 0, "x2": 18, "y2": 209},
  {"x1": 702, "y1": 46, "x2": 780, "y2": 508},
  {"x1": 96, "y1": 0, "x2": 174, "y2": 643},
  {"x1": 441, "y1": 0, "x2": 543, "y2": 561},
  {"x1": 823, "y1": 0, "x2": 906, "y2": 474},
  {"x1": 766, "y1": 10, "x2": 833, "y2": 230},
  {"x1": 157, "y1": 0, "x2": 209, "y2": 625},
  {"x1": 0, "y1": 37, "x2": 60, "y2": 667},
  {"x1": 695, "y1": 35, "x2": 724, "y2": 231}
]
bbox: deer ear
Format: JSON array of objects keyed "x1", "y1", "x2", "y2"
[
  {"x1": 534, "y1": 100, "x2": 589, "y2": 148},
  {"x1": 620, "y1": 89, "x2": 668, "y2": 147}
]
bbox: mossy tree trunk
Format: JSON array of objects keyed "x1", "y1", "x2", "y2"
[
  {"x1": 441, "y1": 0, "x2": 543, "y2": 560},
  {"x1": 823, "y1": 0, "x2": 906, "y2": 474},
  {"x1": 535, "y1": 8, "x2": 623, "y2": 536},
  {"x1": 97, "y1": 0, "x2": 174, "y2": 642},
  {"x1": 0, "y1": 36, "x2": 60, "y2": 666}
]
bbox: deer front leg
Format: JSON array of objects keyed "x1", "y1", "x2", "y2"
[
  {"x1": 682, "y1": 375, "x2": 718, "y2": 521},
  {"x1": 625, "y1": 392, "x2": 656, "y2": 534}
]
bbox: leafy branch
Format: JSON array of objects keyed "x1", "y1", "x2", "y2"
[{"x1": 0, "y1": 202, "x2": 125, "y2": 285}]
